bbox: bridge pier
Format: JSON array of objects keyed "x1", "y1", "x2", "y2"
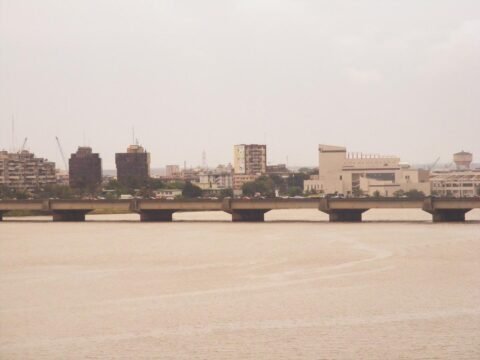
[
  {"x1": 52, "y1": 210, "x2": 90, "y2": 222},
  {"x1": 139, "y1": 210, "x2": 175, "y2": 222},
  {"x1": 430, "y1": 209, "x2": 470, "y2": 222},
  {"x1": 326, "y1": 209, "x2": 367, "y2": 222},
  {"x1": 231, "y1": 210, "x2": 269, "y2": 222}
]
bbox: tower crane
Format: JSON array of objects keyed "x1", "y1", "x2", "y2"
[
  {"x1": 55, "y1": 136, "x2": 68, "y2": 172},
  {"x1": 19, "y1": 137, "x2": 28, "y2": 152},
  {"x1": 428, "y1": 157, "x2": 440, "y2": 171}
]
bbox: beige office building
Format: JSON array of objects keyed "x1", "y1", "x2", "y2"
[{"x1": 304, "y1": 144, "x2": 430, "y2": 196}]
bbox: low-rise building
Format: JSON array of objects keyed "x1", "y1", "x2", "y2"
[
  {"x1": 198, "y1": 172, "x2": 233, "y2": 190},
  {"x1": 304, "y1": 144, "x2": 430, "y2": 196},
  {"x1": 430, "y1": 151, "x2": 479, "y2": 197},
  {"x1": 154, "y1": 189, "x2": 182, "y2": 199},
  {"x1": 267, "y1": 164, "x2": 290, "y2": 177},
  {"x1": 233, "y1": 174, "x2": 258, "y2": 196},
  {"x1": 165, "y1": 165, "x2": 180, "y2": 178},
  {"x1": 430, "y1": 171, "x2": 480, "y2": 197}
]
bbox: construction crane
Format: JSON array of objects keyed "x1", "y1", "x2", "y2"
[
  {"x1": 428, "y1": 157, "x2": 440, "y2": 171},
  {"x1": 55, "y1": 136, "x2": 68, "y2": 172},
  {"x1": 19, "y1": 137, "x2": 28, "y2": 152}
]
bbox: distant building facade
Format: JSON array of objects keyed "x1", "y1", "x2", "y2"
[
  {"x1": 233, "y1": 144, "x2": 267, "y2": 195},
  {"x1": 233, "y1": 144, "x2": 267, "y2": 175},
  {"x1": 0, "y1": 150, "x2": 56, "y2": 192},
  {"x1": 115, "y1": 145, "x2": 151, "y2": 186},
  {"x1": 233, "y1": 174, "x2": 258, "y2": 192},
  {"x1": 267, "y1": 164, "x2": 290, "y2": 177},
  {"x1": 304, "y1": 144, "x2": 430, "y2": 196},
  {"x1": 69, "y1": 147, "x2": 102, "y2": 190},
  {"x1": 430, "y1": 151, "x2": 479, "y2": 197},
  {"x1": 197, "y1": 172, "x2": 233, "y2": 190},
  {"x1": 165, "y1": 165, "x2": 181, "y2": 178}
]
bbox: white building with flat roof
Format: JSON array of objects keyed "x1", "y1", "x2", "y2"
[
  {"x1": 304, "y1": 144, "x2": 430, "y2": 196},
  {"x1": 429, "y1": 151, "x2": 479, "y2": 197}
]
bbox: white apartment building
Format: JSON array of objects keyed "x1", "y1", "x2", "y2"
[
  {"x1": 197, "y1": 172, "x2": 233, "y2": 190},
  {"x1": 304, "y1": 145, "x2": 430, "y2": 196},
  {"x1": 429, "y1": 151, "x2": 479, "y2": 197},
  {"x1": 0, "y1": 150, "x2": 57, "y2": 192},
  {"x1": 430, "y1": 171, "x2": 480, "y2": 197}
]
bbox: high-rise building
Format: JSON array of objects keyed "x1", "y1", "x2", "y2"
[
  {"x1": 115, "y1": 145, "x2": 150, "y2": 186},
  {"x1": 233, "y1": 144, "x2": 267, "y2": 175},
  {"x1": 69, "y1": 147, "x2": 102, "y2": 190},
  {"x1": 0, "y1": 150, "x2": 56, "y2": 192}
]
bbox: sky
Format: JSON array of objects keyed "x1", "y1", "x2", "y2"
[{"x1": 1, "y1": 0, "x2": 479, "y2": 169}]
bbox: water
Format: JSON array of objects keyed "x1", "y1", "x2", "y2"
[{"x1": 1, "y1": 209, "x2": 479, "y2": 359}]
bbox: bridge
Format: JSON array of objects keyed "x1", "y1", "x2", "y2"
[{"x1": 0, "y1": 198, "x2": 479, "y2": 222}]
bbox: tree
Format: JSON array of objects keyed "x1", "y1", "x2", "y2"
[
  {"x1": 373, "y1": 190, "x2": 382, "y2": 198},
  {"x1": 35, "y1": 185, "x2": 77, "y2": 199},
  {"x1": 104, "y1": 179, "x2": 131, "y2": 197},
  {"x1": 393, "y1": 189, "x2": 405, "y2": 197},
  {"x1": 0, "y1": 185, "x2": 15, "y2": 200},
  {"x1": 352, "y1": 188, "x2": 365, "y2": 197},
  {"x1": 287, "y1": 173, "x2": 309, "y2": 189},
  {"x1": 242, "y1": 176, "x2": 276, "y2": 198},
  {"x1": 287, "y1": 186, "x2": 303, "y2": 197},
  {"x1": 182, "y1": 181, "x2": 202, "y2": 198},
  {"x1": 404, "y1": 189, "x2": 425, "y2": 199},
  {"x1": 219, "y1": 188, "x2": 233, "y2": 199}
]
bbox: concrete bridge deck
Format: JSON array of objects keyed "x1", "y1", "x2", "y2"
[{"x1": 0, "y1": 198, "x2": 479, "y2": 222}]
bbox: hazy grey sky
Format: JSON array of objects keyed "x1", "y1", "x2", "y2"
[{"x1": 1, "y1": 0, "x2": 479, "y2": 168}]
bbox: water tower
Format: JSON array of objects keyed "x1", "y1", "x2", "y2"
[{"x1": 453, "y1": 151, "x2": 472, "y2": 170}]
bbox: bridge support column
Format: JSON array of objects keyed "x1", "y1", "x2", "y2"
[
  {"x1": 430, "y1": 209, "x2": 470, "y2": 222},
  {"x1": 231, "y1": 210, "x2": 269, "y2": 222},
  {"x1": 327, "y1": 209, "x2": 367, "y2": 222},
  {"x1": 52, "y1": 210, "x2": 90, "y2": 222},
  {"x1": 139, "y1": 210, "x2": 175, "y2": 222}
]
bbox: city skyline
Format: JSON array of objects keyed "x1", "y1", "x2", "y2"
[
  {"x1": 1, "y1": 0, "x2": 479, "y2": 168},
  {"x1": 0, "y1": 133, "x2": 478, "y2": 171}
]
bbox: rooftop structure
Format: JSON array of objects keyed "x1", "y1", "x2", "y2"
[{"x1": 453, "y1": 151, "x2": 473, "y2": 170}]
